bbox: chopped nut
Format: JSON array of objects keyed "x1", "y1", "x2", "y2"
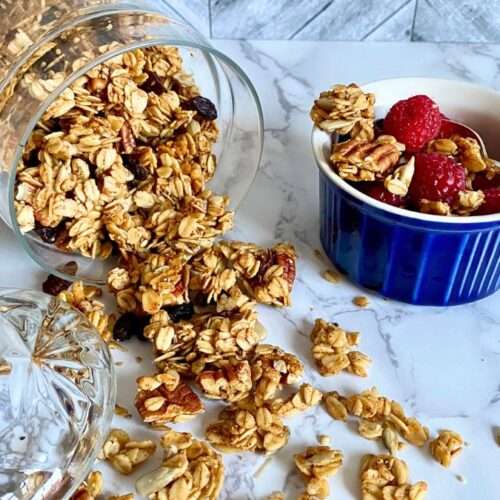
[
  {"x1": 384, "y1": 156, "x2": 415, "y2": 196},
  {"x1": 332, "y1": 135, "x2": 404, "y2": 182},
  {"x1": 136, "y1": 378, "x2": 204, "y2": 425},
  {"x1": 419, "y1": 199, "x2": 451, "y2": 216},
  {"x1": 429, "y1": 430, "x2": 464, "y2": 467},
  {"x1": 454, "y1": 190, "x2": 485, "y2": 215}
]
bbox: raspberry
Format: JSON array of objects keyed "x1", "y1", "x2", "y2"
[
  {"x1": 383, "y1": 95, "x2": 442, "y2": 152},
  {"x1": 476, "y1": 187, "x2": 500, "y2": 215},
  {"x1": 473, "y1": 172, "x2": 499, "y2": 190},
  {"x1": 409, "y1": 153, "x2": 466, "y2": 204},
  {"x1": 363, "y1": 183, "x2": 406, "y2": 207}
]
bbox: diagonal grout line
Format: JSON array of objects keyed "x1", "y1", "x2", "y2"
[
  {"x1": 361, "y1": 0, "x2": 413, "y2": 41},
  {"x1": 410, "y1": 0, "x2": 420, "y2": 41},
  {"x1": 288, "y1": 0, "x2": 335, "y2": 40}
]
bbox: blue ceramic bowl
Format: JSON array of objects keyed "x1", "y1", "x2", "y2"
[{"x1": 313, "y1": 78, "x2": 500, "y2": 306}]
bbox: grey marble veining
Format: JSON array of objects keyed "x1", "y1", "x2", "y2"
[
  {"x1": 170, "y1": 0, "x2": 500, "y2": 43},
  {"x1": 413, "y1": 0, "x2": 500, "y2": 42}
]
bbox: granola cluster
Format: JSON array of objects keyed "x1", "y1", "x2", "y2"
[
  {"x1": 135, "y1": 427, "x2": 224, "y2": 500},
  {"x1": 58, "y1": 280, "x2": 115, "y2": 344},
  {"x1": 312, "y1": 83, "x2": 500, "y2": 216},
  {"x1": 15, "y1": 46, "x2": 230, "y2": 257},
  {"x1": 429, "y1": 430, "x2": 464, "y2": 467},
  {"x1": 323, "y1": 387, "x2": 429, "y2": 452},
  {"x1": 310, "y1": 83, "x2": 375, "y2": 141},
  {"x1": 360, "y1": 454, "x2": 428, "y2": 500},
  {"x1": 294, "y1": 443, "x2": 344, "y2": 499},
  {"x1": 310, "y1": 318, "x2": 371, "y2": 377},
  {"x1": 205, "y1": 347, "x2": 322, "y2": 455},
  {"x1": 98, "y1": 429, "x2": 156, "y2": 475}
]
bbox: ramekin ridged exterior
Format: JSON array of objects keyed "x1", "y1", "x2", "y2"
[
  {"x1": 318, "y1": 167, "x2": 499, "y2": 305},
  {"x1": 313, "y1": 78, "x2": 500, "y2": 306}
]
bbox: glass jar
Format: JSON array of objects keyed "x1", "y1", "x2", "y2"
[
  {"x1": 0, "y1": 0, "x2": 263, "y2": 284},
  {"x1": 0, "y1": 287, "x2": 115, "y2": 499}
]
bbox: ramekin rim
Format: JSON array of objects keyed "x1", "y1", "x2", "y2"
[{"x1": 312, "y1": 125, "x2": 500, "y2": 225}]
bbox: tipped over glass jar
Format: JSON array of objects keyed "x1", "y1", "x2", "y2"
[{"x1": 0, "y1": 0, "x2": 263, "y2": 285}]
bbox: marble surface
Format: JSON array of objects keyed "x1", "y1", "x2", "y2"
[
  {"x1": 171, "y1": 0, "x2": 500, "y2": 42},
  {"x1": 1, "y1": 41, "x2": 500, "y2": 499}
]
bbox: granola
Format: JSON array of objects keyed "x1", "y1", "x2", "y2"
[
  {"x1": 70, "y1": 471, "x2": 103, "y2": 500},
  {"x1": 323, "y1": 387, "x2": 429, "y2": 448},
  {"x1": 15, "y1": 46, "x2": 231, "y2": 259},
  {"x1": 58, "y1": 281, "x2": 115, "y2": 343},
  {"x1": 310, "y1": 319, "x2": 371, "y2": 377},
  {"x1": 98, "y1": 429, "x2": 156, "y2": 475},
  {"x1": 294, "y1": 444, "x2": 344, "y2": 500},
  {"x1": 135, "y1": 374, "x2": 204, "y2": 425},
  {"x1": 331, "y1": 135, "x2": 404, "y2": 182},
  {"x1": 310, "y1": 83, "x2": 375, "y2": 140},
  {"x1": 429, "y1": 430, "x2": 464, "y2": 467},
  {"x1": 136, "y1": 427, "x2": 223, "y2": 500},
  {"x1": 360, "y1": 454, "x2": 428, "y2": 500}
]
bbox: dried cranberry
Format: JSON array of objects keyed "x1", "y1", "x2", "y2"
[
  {"x1": 164, "y1": 303, "x2": 195, "y2": 323},
  {"x1": 123, "y1": 154, "x2": 149, "y2": 181},
  {"x1": 185, "y1": 96, "x2": 218, "y2": 120},
  {"x1": 113, "y1": 312, "x2": 150, "y2": 342},
  {"x1": 42, "y1": 274, "x2": 71, "y2": 296}
]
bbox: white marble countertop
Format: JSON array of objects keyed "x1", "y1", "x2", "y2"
[{"x1": 1, "y1": 41, "x2": 499, "y2": 500}]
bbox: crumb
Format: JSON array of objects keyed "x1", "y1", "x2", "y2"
[
  {"x1": 322, "y1": 269, "x2": 342, "y2": 284},
  {"x1": 353, "y1": 295, "x2": 369, "y2": 307},
  {"x1": 314, "y1": 249, "x2": 323, "y2": 259},
  {"x1": 456, "y1": 474, "x2": 467, "y2": 484},
  {"x1": 318, "y1": 434, "x2": 330, "y2": 445},
  {"x1": 115, "y1": 361, "x2": 124, "y2": 367},
  {"x1": 114, "y1": 404, "x2": 132, "y2": 418},
  {"x1": 135, "y1": 356, "x2": 143, "y2": 363}
]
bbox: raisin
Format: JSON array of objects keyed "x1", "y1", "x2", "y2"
[
  {"x1": 141, "y1": 71, "x2": 165, "y2": 94},
  {"x1": 164, "y1": 303, "x2": 195, "y2": 323},
  {"x1": 35, "y1": 225, "x2": 58, "y2": 244},
  {"x1": 25, "y1": 149, "x2": 40, "y2": 167},
  {"x1": 123, "y1": 154, "x2": 149, "y2": 181},
  {"x1": 113, "y1": 312, "x2": 150, "y2": 342},
  {"x1": 185, "y1": 96, "x2": 218, "y2": 121},
  {"x1": 42, "y1": 274, "x2": 71, "y2": 296},
  {"x1": 374, "y1": 118, "x2": 385, "y2": 137}
]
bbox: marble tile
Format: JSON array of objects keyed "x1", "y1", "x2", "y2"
[
  {"x1": 292, "y1": 0, "x2": 414, "y2": 41},
  {"x1": 153, "y1": 0, "x2": 211, "y2": 36},
  {"x1": 210, "y1": 0, "x2": 331, "y2": 39},
  {"x1": 364, "y1": 0, "x2": 416, "y2": 41},
  {"x1": 413, "y1": 0, "x2": 500, "y2": 42}
]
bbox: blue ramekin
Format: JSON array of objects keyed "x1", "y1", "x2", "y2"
[{"x1": 312, "y1": 79, "x2": 500, "y2": 306}]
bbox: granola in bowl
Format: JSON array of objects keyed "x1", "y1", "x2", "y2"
[{"x1": 311, "y1": 83, "x2": 500, "y2": 216}]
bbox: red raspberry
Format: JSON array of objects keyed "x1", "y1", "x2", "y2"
[
  {"x1": 473, "y1": 172, "x2": 499, "y2": 190},
  {"x1": 409, "y1": 153, "x2": 466, "y2": 204},
  {"x1": 364, "y1": 183, "x2": 406, "y2": 207},
  {"x1": 476, "y1": 187, "x2": 500, "y2": 215},
  {"x1": 384, "y1": 95, "x2": 442, "y2": 152}
]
